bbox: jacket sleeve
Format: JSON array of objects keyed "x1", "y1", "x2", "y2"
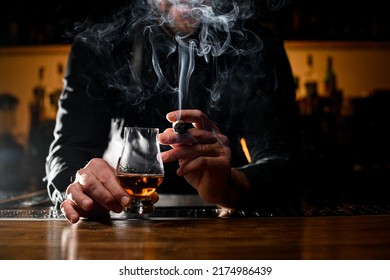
[
  {"x1": 45, "y1": 41, "x2": 112, "y2": 206},
  {"x1": 237, "y1": 32, "x2": 301, "y2": 207}
]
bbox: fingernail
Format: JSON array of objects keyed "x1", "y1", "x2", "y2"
[
  {"x1": 158, "y1": 134, "x2": 167, "y2": 142},
  {"x1": 120, "y1": 196, "x2": 130, "y2": 206},
  {"x1": 70, "y1": 214, "x2": 78, "y2": 223},
  {"x1": 160, "y1": 152, "x2": 167, "y2": 161},
  {"x1": 167, "y1": 112, "x2": 176, "y2": 120}
]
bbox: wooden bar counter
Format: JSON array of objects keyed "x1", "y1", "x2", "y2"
[
  {"x1": 2, "y1": 214, "x2": 390, "y2": 260},
  {"x1": 1, "y1": 192, "x2": 390, "y2": 260}
]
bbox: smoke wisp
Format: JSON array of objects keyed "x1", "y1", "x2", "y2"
[{"x1": 73, "y1": 0, "x2": 290, "y2": 114}]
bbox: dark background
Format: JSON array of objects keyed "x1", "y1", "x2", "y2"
[
  {"x1": 1, "y1": 0, "x2": 390, "y2": 46},
  {"x1": 1, "y1": 0, "x2": 390, "y2": 205}
]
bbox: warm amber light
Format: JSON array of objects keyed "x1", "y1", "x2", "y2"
[{"x1": 240, "y1": 138, "x2": 251, "y2": 163}]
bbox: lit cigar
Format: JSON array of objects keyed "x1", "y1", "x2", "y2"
[{"x1": 173, "y1": 120, "x2": 192, "y2": 134}]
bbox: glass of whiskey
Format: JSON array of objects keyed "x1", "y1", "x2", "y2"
[{"x1": 116, "y1": 127, "x2": 164, "y2": 214}]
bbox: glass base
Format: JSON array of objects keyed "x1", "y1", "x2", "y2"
[{"x1": 125, "y1": 198, "x2": 154, "y2": 214}]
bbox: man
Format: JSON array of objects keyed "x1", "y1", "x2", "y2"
[{"x1": 46, "y1": 0, "x2": 300, "y2": 223}]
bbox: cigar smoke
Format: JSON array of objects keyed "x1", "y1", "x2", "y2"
[
  {"x1": 74, "y1": 0, "x2": 290, "y2": 113},
  {"x1": 148, "y1": 0, "x2": 262, "y2": 116}
]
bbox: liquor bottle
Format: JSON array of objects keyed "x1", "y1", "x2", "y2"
[
  {"x1": 323, "y1": 56, "x2": 343, "y2": 117},
  {"x1": 31, "y1": 66, "x2": 46, "y2": 127},
  {"x1": 302, "y1": 54, "x2": 319, "y2": 115},
  {"x1": 48, "y1": 62, "x2": 64, "y2": 120},
  {"x1": 324, "y1": 56, "x2": 337, "y2": 98},
  {"x1": 28, "y1": 66, "x2": 49, "y2": 190}
]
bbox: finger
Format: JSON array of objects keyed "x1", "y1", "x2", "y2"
[
  {"x1": 177, "y1": 154, "x2": 229, "y2": 177},
  {"x1": 75, "y1": 170, "x2": 120, "y2": 211},
  {"x1": 162, "y1": 127, "x2": 174, "y2": 133},
  {"x1": 159, "y1": 128, "x2": 197, "y2": 146},
  {"x1": 61, "y1": 199, "x2": 81, "y2": 224},
  {"x1": 83, "y1": 159, "x2": 131, "y2": 207},
  {"x1": 74, "y1": 173, "x2": 125, "y2": 213},
  {"x1": 151, "y1": 192, "x2": 159, "y2": 204},
  {"x1": 166, "y1": 109, "x2": 219, "y2": 132},
  {"x1": 158, "y1": 129, "x2": 224, "y2": 146},
  {"x1": 79, "y1": 159, "x2": 131, "y2": 207},
  {"x1": 67, "y1": 182, "x2": 125, "y2": 214},
  {"x1": 66, "y1": 182, "x2": 94, "y2": 211},
  {"x1": 161, "y1": 143, "x2": 222, "y2": 163},
  {"x1": 189, "y1": 130, "x2": 229, "y2": 146},
  {"x1": 61, "y1": 198, "x2": 111, "y2": 223}
]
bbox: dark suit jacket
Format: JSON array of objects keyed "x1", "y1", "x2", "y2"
[{"x1": 46, "y1": 4, "x2": 300, "y2": 208}]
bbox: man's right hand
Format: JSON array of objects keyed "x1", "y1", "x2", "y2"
[{"x1": 60, "y1": 158, "x2": 158, "y2": 223}]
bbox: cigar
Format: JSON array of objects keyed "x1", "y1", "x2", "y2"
[{"x1": 173, "y1": 120, "x2": 192, "y2": 134}]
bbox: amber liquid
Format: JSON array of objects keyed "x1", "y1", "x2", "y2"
[{"x1": 116, "y1": 173, "x2": 164, "y2": 199}]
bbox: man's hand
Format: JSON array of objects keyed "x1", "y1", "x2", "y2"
[
  {"x1": 158, "y1": 109, "x2": 233, "y2": 205},
  {"x1": 61, "y1": 158, "x2": 158, "y2": 223}
]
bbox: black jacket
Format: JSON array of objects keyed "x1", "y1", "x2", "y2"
[{"x1": 46, "y1": 2, "x2": 300, "y2": 208}]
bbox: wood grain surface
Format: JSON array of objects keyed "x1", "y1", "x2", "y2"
[{"x1": 1, "y1": 215, "x2": 390, "y2": 260}]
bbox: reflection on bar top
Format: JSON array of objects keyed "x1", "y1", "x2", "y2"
[
  {"x1": 1, "y1": 204, "x2": 390, "y2": 220},
  {"x1": 0, "y1": 190, "x2": 212, "y2": 209},
  {"x1": 1, "y1": 190, "x2": 390, "y2": 220}
]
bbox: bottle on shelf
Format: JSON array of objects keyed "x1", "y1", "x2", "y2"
[
  {"x1": 28, "y1": 66, "x2": 50, "y2": 190},
  {"x1": 47, "y1": 62, "x2": 64, "y2": 120},
  {"x1": 31, "y1": 66, "x2": 46, "y2": 127},
  {"x1": 302, "y1": 54, "x2": 319, "y2": 115},
  {"x1": 323, "y1": 56, "x2": 343, "y2": 118},
  {"x1": 324, "y1": 56, "x2": 337, "y2": 98}
]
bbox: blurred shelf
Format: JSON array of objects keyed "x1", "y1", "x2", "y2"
[{"x1": 0, "y1": 44, "x2": 71, "y2": 56}]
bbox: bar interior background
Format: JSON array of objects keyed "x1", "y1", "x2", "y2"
[{"x1": 1, "y1": 0, "x2": 390, "y2": 204}]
